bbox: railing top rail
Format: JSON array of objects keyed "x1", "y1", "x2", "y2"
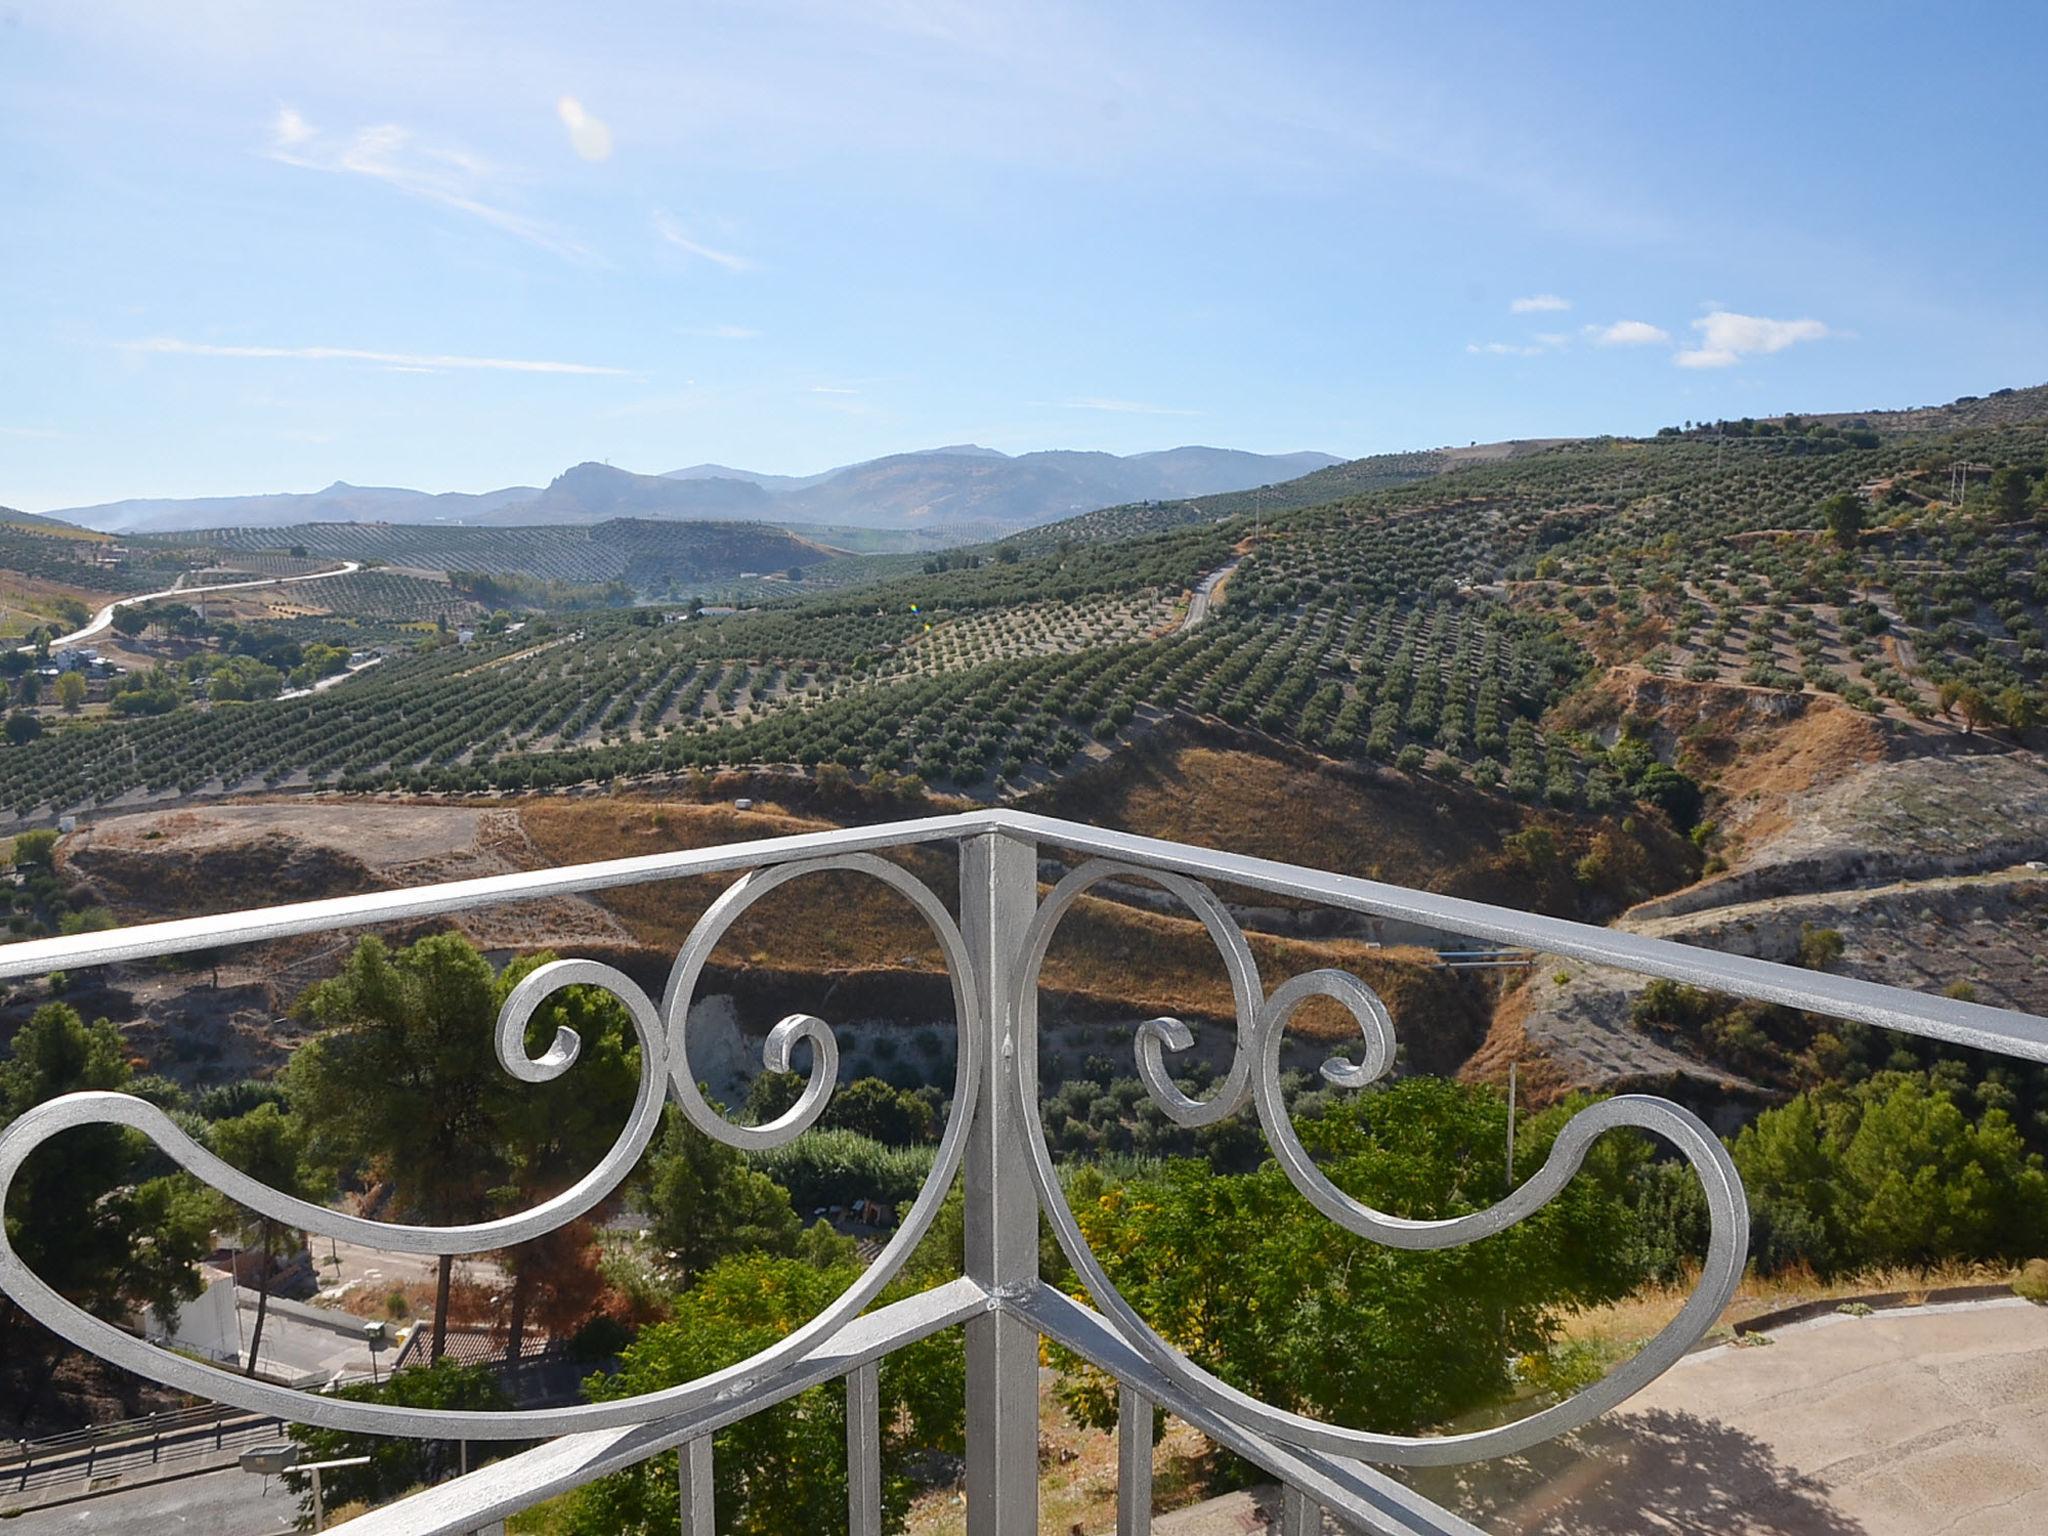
[
  {"x1": 0, "y1": 809, "x2": 981, "y2": 982},
  {"x1": 994, "y1": 810, "x2": 2048, "y2": 1063},
  {"x1": 0, "y1": 805, "x2": 2040, "y2": 1061}
]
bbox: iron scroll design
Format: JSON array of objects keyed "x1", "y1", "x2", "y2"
[
  {"x1": 0, "y1": 853, "x2": 982, "y2": 1438},
  {"x1": 1011, "y1": 858, "x2": 1752, "y2": 1466}
]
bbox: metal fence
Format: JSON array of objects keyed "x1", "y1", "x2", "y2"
[{"x1": 2, "y1": 806, "x2": 2044, "y2": 1535}]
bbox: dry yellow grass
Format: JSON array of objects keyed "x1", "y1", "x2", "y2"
[
  {"x1": 905, "y1": 1376, "x2": 1222, "y2": 1536},
  {"x1": 1561, "y1": 1259, "x2": 2019, "y2": 1352}
]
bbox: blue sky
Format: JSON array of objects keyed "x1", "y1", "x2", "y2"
[{"x1": 4, "y1": 0, "x2": 2044, "y2": 511}]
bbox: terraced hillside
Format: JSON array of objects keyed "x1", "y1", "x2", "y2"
[{"x1": 2, "y1": 394, "x2": 2042, "y2": 846}]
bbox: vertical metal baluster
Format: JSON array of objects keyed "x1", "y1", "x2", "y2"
[
  {"x1": 678, "y1": 1435, "x2": 715, "y2": 1535},
  {"x1": 1281, "y1": 1482, "x2": 1317, "y2": 1536},
  {"x1": 962, "y1": 829, "x2": 1040, "y2": 1536},
  {"x1": 1116, "y1": 1385, "x2": 1153, "y2": 1536},
  {"x1": 847, "y1": 1362, "x2": 882, "y2": 1536}
]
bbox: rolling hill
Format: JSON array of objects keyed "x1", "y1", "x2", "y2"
[
  {"x1": 48, "y1": 445, "x2": 1341, "y2": 536},
  {"x1": 140, "y1": 518, "x2": 847, "y2": 594}
]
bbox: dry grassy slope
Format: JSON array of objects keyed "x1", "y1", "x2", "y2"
[
  {"x1": 0, "y1": 569, "x2": 111, "y2": 637},
  {"x1": 59, "y1": 801, "x2": 624, "y2": 946},
  {"x1": 514, "y1": 794, "x2": 1481, "y2": 1057},
  {"x1": 1020, "y1": 726, "x2": 1698, "y2": 919}
]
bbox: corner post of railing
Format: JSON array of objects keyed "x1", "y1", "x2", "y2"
[
  {"x1": 678, "y1": 1434, "x2": 714, "y2": 1535},
  {"x1": 961, "y1": 826, "x2": 1040, "y2": 1536}
]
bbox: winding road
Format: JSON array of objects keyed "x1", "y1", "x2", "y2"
[
  {"x1": 41, "y1": 562, "x2": 361, "y2": 651},
  {"x1": 1179, "y1": 557, "x2": 1240, "y2": 632}
]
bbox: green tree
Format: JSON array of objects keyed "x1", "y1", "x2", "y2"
[
  {"x1": 1819, "y1": 491, "x2": 1864, "y2": 549},
  {"x1": 5, "y1": 711, "x2": 41, "y2": 746},
  {"x1": 288, "y1": 933, "x2": 518, "y2": 1360},
  {"x1": 1991, "y1": 466, "x2": 2032, "y2": 522},
  {"x1": 1060, "y1": 1079, "x2": 1649, "y2": 1437},
  {"x1": 208, "y1": 1103, "x2": 323, "y2": 1377},
  {"x1": 1734, "y1": 1072, "x2": 2048, "y2": 1275},
  {"x1": 0, "y1": 1005, "x2": 213, "y2": 1394},
  {"x1": 489, "y1": 954, "x2": 641, "y2": 1361},
  {"x1": 827, "y1": 1076, "x2": 936, "y2": 1146},
  {"x1": 110, "y1": 605, "x2": 150, "y2": 638},
  {"x1": 1998, "y1": 685, "x2": 2035, "y2": 736},
  {"x1": 1956, "y1": 686, "x2": 1995, "y2": 735},
  {"x1": 562, "y1": 1254, "x2": 964, "y2": 1535},
  {"x1": 53, "y1": 671, "x2": 86, "y2": 713},
  {"x1": 12, "y1": 829, "x2": 56, "y2": 869},
  {"x1": 640, "y1": 1107, "x2": 803, "y2": 1284}
]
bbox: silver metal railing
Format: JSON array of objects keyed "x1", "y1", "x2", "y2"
[{"x1": 1, "y1": 807, "x2": 2044, "y2": 1535}]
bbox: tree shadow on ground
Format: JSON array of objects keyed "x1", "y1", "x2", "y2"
[{"x1": 1401, "y1": 1408, "x2": 1869, "y2": 1536}]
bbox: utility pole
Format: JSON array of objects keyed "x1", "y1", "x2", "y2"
[{"x1": 1505, "y1": 1060, "x2": 1518, "y2": 1187}]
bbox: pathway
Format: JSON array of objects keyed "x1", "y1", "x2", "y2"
[
  {"x1": 40, "y1": 562, "x2": 361, "y2": 651},
  {"x1": 1179, "y1": 558, "x2": 1240, "y2": 632}
]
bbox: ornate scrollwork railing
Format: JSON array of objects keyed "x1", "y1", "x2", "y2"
[
  {"x1": 2, "y1": 809, "x2": 2043, "y2": 1534},
  {"x1": 0, "y1": 851, "x2": 984, "y2": 1439},
  {"x1": 1010, "y1": 858, "x2": 1750, "y2": 1467}
]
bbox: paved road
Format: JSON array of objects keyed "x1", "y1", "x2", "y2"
[
  {"x1": 43, "y1": 561, "x2": 361, "y2": 651},
  {"x1": 1180, "y1": 558, "x2": 1239, "y2": 632},
  {"x1": 2, "y1": 1464, "x2": 300, "y2": 1534}
]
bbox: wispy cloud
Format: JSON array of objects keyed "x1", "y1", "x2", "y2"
[
  {"x1": 808, "y1": 385, "x2": 860, "y2": 395},
  {"x1": 1676, "y1": 311, "x2": 1832, "y2": 369},
  {"x1": 1510, "y1": 294, "x2": 1571, "y2": 313},
  {"x1": 1590, "y1": 319, "x2": 1671, "y2": 347},
  {"x1": 267, "y1": 107, "x2": 594, "y2": 261},
  {"x1": 685, "y1": 324, "x2": 761, "y2": 340},
  {"x1": 556, "y1": 95, "x2": 613, "y2": 162},
  {"x1": 653, "y1": 212, "x2": 753, "y2": 271},
  {"x1": 1465, "y1": 331, "x2": 1569, "y2": 358},
  {"x1": 123, "y1": 338, "x2": 629, "y2": 376},
  {"x1": 1048, "y1": 397, "x2": 1200, "y2": 416}
]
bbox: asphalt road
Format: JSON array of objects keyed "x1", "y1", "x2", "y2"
[
  {"x1": 1179, "y1": 558, "x2": 1239, "y2": 631},
  {"x1": 43, "y1": 561, "x2": 361, "y2": 651},
  {"x1": 4, "y1": 1465, "x2": 300, "y2": 1534}
]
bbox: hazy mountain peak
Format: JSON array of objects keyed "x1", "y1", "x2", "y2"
[
  {"x1": 48, "y1": 442, "x2": 1345, "y2": 534},
  {"x1": 911, "y1": 443, "x2": 1009, "y2": 460}
]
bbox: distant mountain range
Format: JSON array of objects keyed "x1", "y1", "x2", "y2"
[{"x1": 47, "y1": 444, "x2": 1342, "y2": 536}]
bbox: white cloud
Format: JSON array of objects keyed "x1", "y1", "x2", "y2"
[
  {"x1": 1675, "y1": 310, "x2": 1832, "y2": 369},
  {"x1": 808, "y1": 385, "x2": 860, "y2": 395},
  {"x1": 1466, "y1": 331, "x2": 1571, "y2": 357},
  {"x1": 267, "y1": 107, "x2": 593, "y2": 261},
  {"x1": 1510, "y1": 294, "x2": 1571, "y2": 313},
  {"x1": 1050, "y1": 397, "x2": 1201, "y2": 415},
  {"x1": 123, "y1": 338, "x2": 629, "y2": 375},
  {"x1": 653, "y1": 212, "x2": 753, "y2": 271},
  {"x1": 272, "y1": 106, "x2": 314, "y2": 149},
  {"x1": 556, "y1": 95, "x2": 614, "y2": 162},
  {"x1": 1591, "y1": 319, "x2": 1671, "y2": 347}
]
